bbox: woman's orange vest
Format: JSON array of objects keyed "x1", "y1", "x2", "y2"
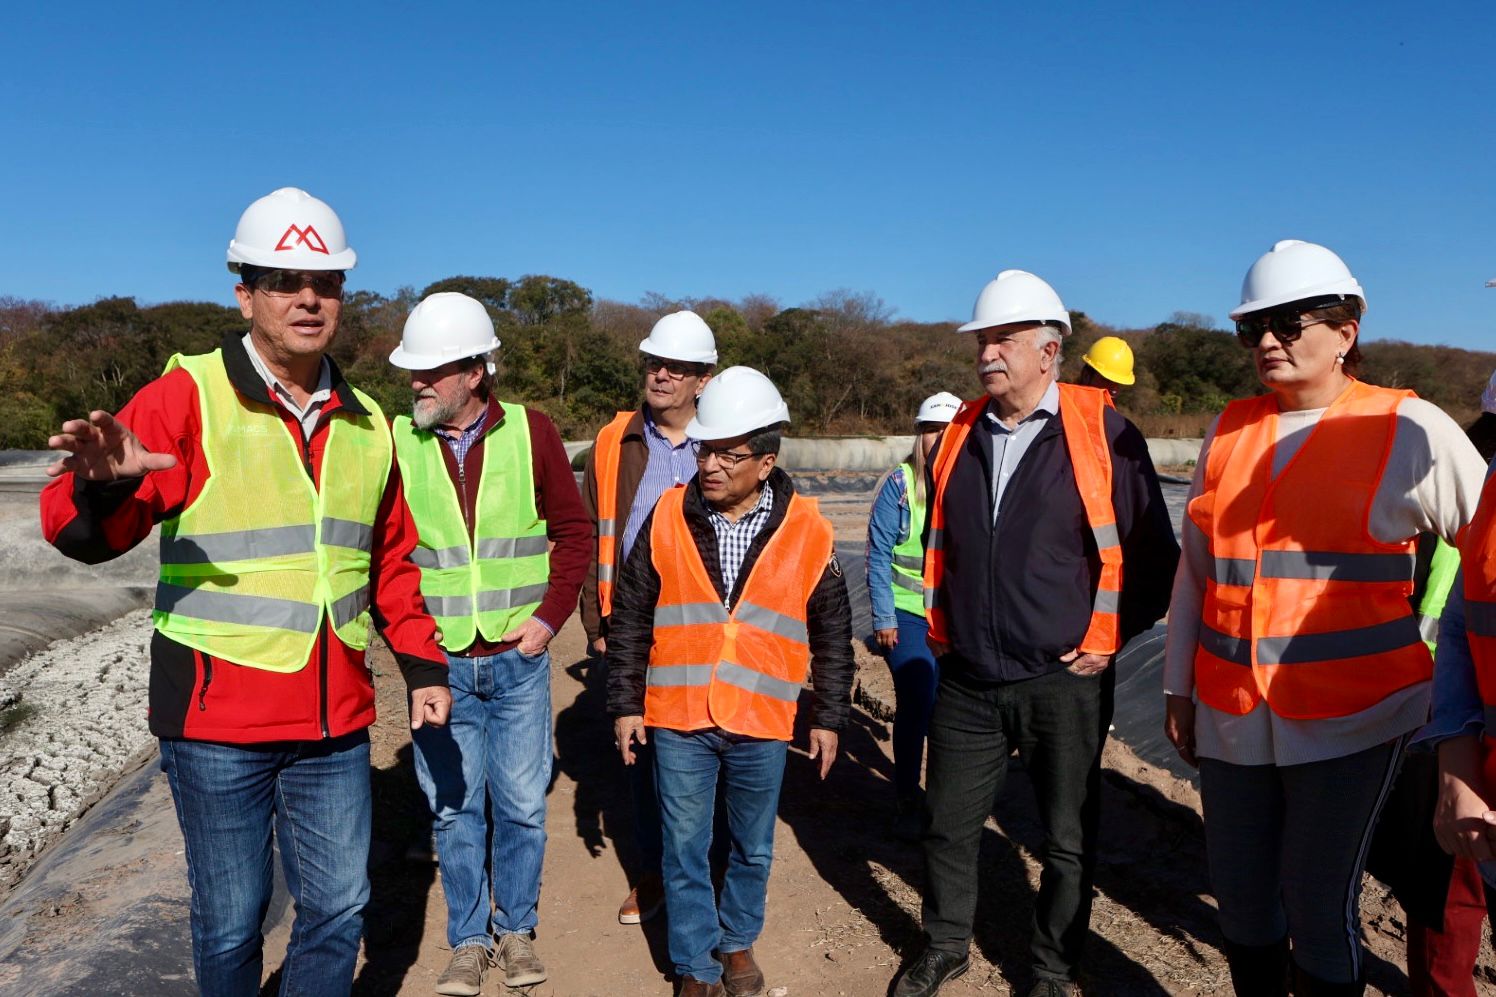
[
  {"x1": 1188, "y1": 381, "x2": 1429, "y2": 719},
  {"x1": 644, "y1": 485, "x2": 834, "y2": 741},
  {"x1": 923, "y1": 382, "x2": 1123, "y2": 655},
  {"x1": 1457, "y1": 469, "x2": 1496, "y2": 794},
  {"x1": 592, "y1": 411, "x2": 634, "y2": 618}
]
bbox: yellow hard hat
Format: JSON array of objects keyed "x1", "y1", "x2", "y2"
[{"x1": 1082, "y1": 336, "x2": 1135, "y2": 386}]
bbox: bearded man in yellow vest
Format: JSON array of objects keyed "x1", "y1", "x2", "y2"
[
  {"x1": 581, "y1": 310, "x2": 717, "y2": 926},
  {"x1": 890, "y1": 271, "x2": 1179, "y2": 997},
  {"x1": 607, "y1": 367, "x2": 854, "y2": 997},
  {"x1": 41, "y1": 188, "x2": 451, "y2": 996},
  {"x1": 387, "y1": 291, "x2": 591, "y2": 996}
]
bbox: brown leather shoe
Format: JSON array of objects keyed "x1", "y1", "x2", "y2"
[
  {"x1": 678, "y1": 976, "x2": 726, "y2": 997},
  {"x1": 718, "y1": 947, "x2": 766, "y2": 997},
  {"x1": 618, "y1": 872, "x2": 665, "y2": 924}
]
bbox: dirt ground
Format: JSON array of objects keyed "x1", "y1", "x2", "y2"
[{"x1": 248, "y1": 613, "x2": 1479, "y2": 997}]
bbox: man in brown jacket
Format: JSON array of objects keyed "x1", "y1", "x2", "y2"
[{"x1": 580, "y1": 310, "x2": 716, "y2": 923}]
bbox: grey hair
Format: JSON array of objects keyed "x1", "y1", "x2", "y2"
[{"x1": 1035, "y1": 323, "x2": 1064, "y2": 365}]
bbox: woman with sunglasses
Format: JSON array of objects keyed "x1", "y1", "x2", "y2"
[
  {"x1": 1162, "y1": 240, "x2": 1486, "y2": 996},
  {"x1": 864, "y1": 390, "x2": 961, "y2": 839}
]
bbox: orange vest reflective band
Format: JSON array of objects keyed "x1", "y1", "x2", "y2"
[
  {"x1": 1188, "y1": 381, "x2": 1428, "y2": 720},
  {"x1": 592, "y1": 411, "x2": 634, "y2": 618},
  {"x1": 1458, "y1": 468, "x2": 1496, "y2": 794},
  {"x1": 923, "y1": 383, "x2": 1123, "y2": 655},
  {"x1": 644, "y1": 486, "x2": 834, "y2": 741}
]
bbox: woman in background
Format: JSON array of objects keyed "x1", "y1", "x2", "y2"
[{"x1": 866, "y1": 391, "x2": 960, "y2": 838}]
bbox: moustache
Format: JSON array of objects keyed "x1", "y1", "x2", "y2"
[{"x1": 979, "y1": 361, "x2": 1007, "y2": 375}]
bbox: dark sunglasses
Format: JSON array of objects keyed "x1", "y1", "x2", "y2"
[
  {"x1": 1234, "y1": 311, "x2": 1323, "y2": 348},
  {"x1": 251, "y1": 269, "x2": 346, "y2": 298},
  {"x1": 643, "y1": 356, "x2": 706, "y2": 379}
]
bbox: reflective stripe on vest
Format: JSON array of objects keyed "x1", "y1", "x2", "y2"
[
  {"x1": 888, "y1": 462, "x2": 928, "y2": 617},
  {"x1": 643, "y1": 485, "x2": 834, "y2": 740},
  {"x1": 153, "y1": 349, "x2": 390, "y2": 672},
  {"x1": 393, "y1": 403, "x2": 550, "y2": 652},
  {"x1": 1417, "y1": 538, "x2": 1458, "y2": 652},
  {"x1": 1189, "y1": 381, "x2": 1430, "y2": 720},
  {"x1": 592, "y1": 411, "x2": 633, "y2": 617},
  {"x1": 924, "y1": 383, "x2": 1123, "y2": 654}
]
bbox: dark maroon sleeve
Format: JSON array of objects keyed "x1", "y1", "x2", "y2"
[{"x1": 528, "y1": 409, "x2": 590, "y2": 634}]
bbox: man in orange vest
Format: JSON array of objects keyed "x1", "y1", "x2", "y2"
[
  {"x1": 606, "y1": 367, "x2": 854, "y2": 997},
  {"x1": 891, "y1": 271, "x2": 1178, "y2": 997},
  {"x1": 581, "y1": 310, "x2": 716, "y2": 925}
]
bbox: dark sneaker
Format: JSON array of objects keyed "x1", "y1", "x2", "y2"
[
  {"x1": 892, "y1": 948, "x2": 971, "y2": 997},
  {"x1": 434, "y1": 945, "x2": 490, "y2": 996},
  {"x1": 496, "y1": 932, "x2": 547, "y2": 987}
]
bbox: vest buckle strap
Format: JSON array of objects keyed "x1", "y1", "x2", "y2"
[
  {"x1": 410, "y1": 544, "x2": 471, "y2": 570},
  {"x1": 715, "y1": 660, "x2": 802, "y2": 703},
  {"x1": 320, "y1": 517, "x2": 374, "y2": 552},
  {"x1": 156, "y1": 581, "x2": 321, "y2": 634},
  {"x1": 161, "y1": 524, "x2": 316, "y2": 565},
  {"x1": 475, "y1": 535, "x2": 551, "y2": 560}
]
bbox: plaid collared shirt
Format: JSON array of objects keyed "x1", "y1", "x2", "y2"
[
  {"x1": 433, "y1": 406, "x2": 489, "y2": 463},
  {"x1": 707, "y1": 482, "x2": 775, "y2": 608}
]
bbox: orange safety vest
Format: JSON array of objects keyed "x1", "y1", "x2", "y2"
[
  {"x1": 592, "y1": 411, "x2": 634, "y2": 618},
  {"x1": 1189, "y1": 381, "x2": 1429, "y2": 719},
  {"x1": 644, "y1": 485, "x2": 834, "y2": 740},
  {"x1": 1458, "y1": 469, "x2": 1496, "y2": 795},
  {"x1": 923, "y1": 383, "x2": 1123, "y2": 655}
]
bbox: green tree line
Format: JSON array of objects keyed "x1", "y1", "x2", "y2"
[{"x1": 2, "y1": 280, "x2": 1493, "y2": 449}]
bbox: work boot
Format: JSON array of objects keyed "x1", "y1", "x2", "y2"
[
  {"x1": 718, "y1": 946, "x2": 766, "y2": 996},
  {"x1": 433, "y1": 945, "x2": 490, "y2": 996},
  {"x1": 891, "y1": 947, "x2": 970, "y2": 997},
  {"x1": 496, "y1": 932, "x2": 547, "y2": 988},
  {"x1": 1221, "y1": 936, "x2": 1289, "y2": 996},
  {"x1": 678, "y1": 976, "x2": 726, "y2": 997},
  {"x1": 619, "y1": 872, "x2": 666, "y2": 924},
  {"x1": 1290, "y1": 962, "x2": 1365, "y2": 997}
]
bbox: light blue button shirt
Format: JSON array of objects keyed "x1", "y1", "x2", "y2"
[{"x1": 984, "y1": 378, "x2": 1060, "y2": 522}]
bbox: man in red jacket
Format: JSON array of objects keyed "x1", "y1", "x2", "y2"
[{"x1": 41, "y1": 187, "x2": 450, "y2": 997}]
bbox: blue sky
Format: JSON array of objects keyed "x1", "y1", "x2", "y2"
[{"x1": 2, "y1": 2, "x2": 1492, "y2": 346}]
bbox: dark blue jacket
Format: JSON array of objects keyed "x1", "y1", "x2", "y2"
[{"x1": 928, "y1": 397, "x2": 1179, "y2": 684}]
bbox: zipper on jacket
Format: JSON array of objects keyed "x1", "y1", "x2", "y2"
[
  {"x1": 318, "y1": 623, "x2": 331, "y2": 739},
  {"x1": 457, "y1": 457, "x2": 472, "y2": 530},
  {"x1": 197, "y1": 652, "x2": 213, "y2": 711}
]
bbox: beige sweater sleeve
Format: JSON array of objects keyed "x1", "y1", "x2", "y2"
[{"x1": 1162, "y1": 397, "x2": 1487, "y2": 698}]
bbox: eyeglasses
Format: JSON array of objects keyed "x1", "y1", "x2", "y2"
[
  {"x1": 1234, "y1": 311, "x2": 1326, "y2": 348},
  {"x1": 643, "y1": 356, "x2": 705, "y2": 379},
  {"x1": 251, "y1": 269, "x2": 346, "y2": 298},
  {"x1": 692, "y1": 441, "x2": 764, "y2": 468}
]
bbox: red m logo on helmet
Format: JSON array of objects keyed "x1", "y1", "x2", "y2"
[{"x1": 274, "y1": 224, "x2": 330, "y2": 254}]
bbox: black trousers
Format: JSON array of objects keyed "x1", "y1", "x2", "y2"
[{"x1": 920, "y1": 663, "x2": 1114, "y2": 982}]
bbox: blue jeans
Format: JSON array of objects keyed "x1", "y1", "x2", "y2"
[
  {"x1": 413, "y1": 647, "x2": 552, "y2": 947},
  {"x1": 654, "y1": 727, "x2": 788, "y2": 984},
  {"x1": 158, "y1": 731, "x2": 371, "y2": 997},
  {"x1": 886, "y1": 608, "x2": 940, "y2": 801}
]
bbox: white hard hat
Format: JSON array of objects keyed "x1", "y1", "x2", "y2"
[
  {"x1": 226, "y1": 187, "x2": 356, "y2": 274},
  {"x1": 388, "y1": 293, "x2": 501, "y2": 371},
  {"x1": 686, "y1": 366, "x2": 790, "y2": 441},
  {"x1": 1230, "y1": 240, "x2": 1366, "y2": 319},
  {"x1": 916, "y1": 391, "x2": 962, "y2": 424},
  {"x1": 639, "y1": 310, "x2": 719, "y2": 364},
  {"x1": 957, "y1": 269, "x2": 1070, "y2": 336}
]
